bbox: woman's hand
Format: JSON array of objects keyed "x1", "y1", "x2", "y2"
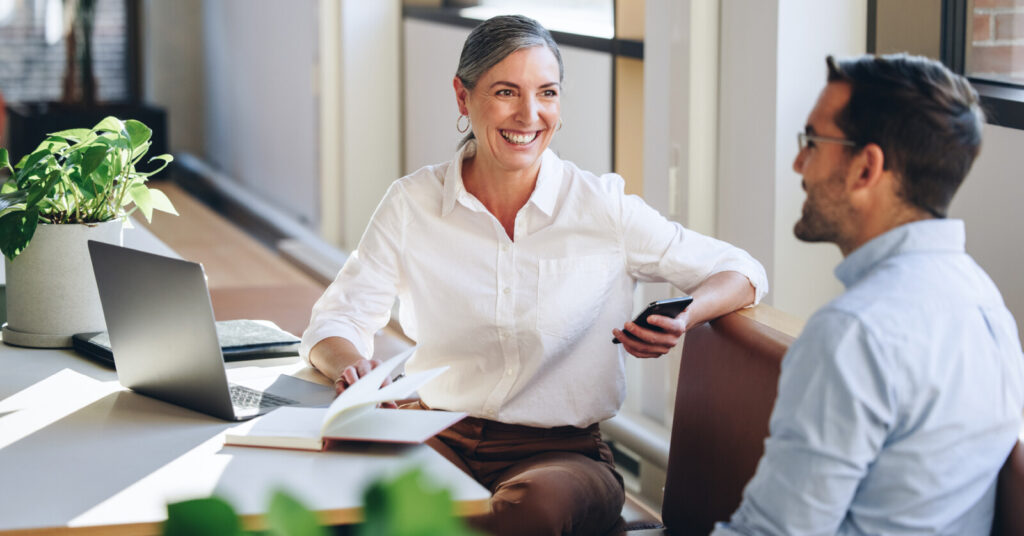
[
  {"x1": 333, "y1": 358, "x2": 398, "y2": 409},
  {"x1": 612, "y1": 310, "x2": 689, "y2": 358},
  {"x1": 613, "y1": 271, "x2": 756, "y2": 359},
  {"x1": 310, "y1": 337, "x2": 398, "y2": 408}
]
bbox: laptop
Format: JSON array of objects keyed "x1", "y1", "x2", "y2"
[{"x1": 88, "y1": 240, "x2": 330, "y2": 421}]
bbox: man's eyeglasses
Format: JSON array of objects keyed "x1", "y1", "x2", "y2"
[{"x1": 797, "y1": 132, "x2": 858, "y2": 152}]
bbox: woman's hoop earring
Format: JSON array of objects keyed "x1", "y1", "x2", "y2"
[
  {"x1": 556, "y1": 118, "x2": 563, "y2": 131},
  {"x1": 457, "y1": 114, "x2": 471, "y2": 134}
]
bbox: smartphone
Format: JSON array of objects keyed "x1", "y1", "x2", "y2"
[{"x1": 613, "y1": 296, "x2": 694, "y2": 344}]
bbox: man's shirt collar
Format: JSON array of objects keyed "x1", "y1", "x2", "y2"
[{"x1": 835, "y1": 218, "x2": 966, "y2": 288}]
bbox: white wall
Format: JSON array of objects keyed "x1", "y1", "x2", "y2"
[
  {"x1": 772, "y1": 0, "x2": 865, "y2": 317},
  {"x1": 402, "y1": 19, "x2": 467, "y2": 174},
  {"x1": 719, "y1": 0, "x2": 865, "y2": 320},
  {"x1": 950, "y1": 124, "x2": 1024, "y2": 340},
  {"x1": 141, "y1": 0, "x2": 204, "y2": 156},
  {"x1": 554, "y1": 47, "x2": 613, "y2": 175},
  {"x1": 335, "y1": 0, "x2": 402, "y2": 250},
  {"x1": 202, "y1": 0, "x2": 319, "y2": 229},
  {"x1": 403, "y1": 19, "x2": 612, "y2": 177},
  {"x1": 718, "y1": 0, "x2": 780, "y2": 289}
]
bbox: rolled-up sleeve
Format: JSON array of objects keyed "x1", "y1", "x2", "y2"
[
  {"x1": 299, "y1": 182, "x2": 407, "y2": 363},
  {"x1": 612, "y1": 178, "x2": 768, "y2": 304}
]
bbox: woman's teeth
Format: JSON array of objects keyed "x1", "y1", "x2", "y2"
[{"x1": 501, "y1": 130, "x2": 537, "y2": 145}]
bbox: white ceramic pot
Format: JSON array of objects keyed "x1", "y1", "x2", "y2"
[{"x1": 2, "y1": 220, "x2": 124, "y2": 348}]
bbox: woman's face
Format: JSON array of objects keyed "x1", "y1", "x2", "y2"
[{"x1": 455, "y1": 46, "x2": 561, "y2": 175}]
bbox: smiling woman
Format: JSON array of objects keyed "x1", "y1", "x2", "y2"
[
  {"x1": 301, "y1": 14, "x2": 768, "y2": 536},
  {"x1": 455, "y1": 45, "x2": 562, "y2": 237}
]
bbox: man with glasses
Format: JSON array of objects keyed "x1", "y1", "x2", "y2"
[{"x1": 713, "y1": 54, "x2": 1024, "y2": 535}]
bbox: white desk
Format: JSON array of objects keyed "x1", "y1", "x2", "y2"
[
  {"x1": 0, "y1": 348, "x2": 490, "y2": 534},
  {"x1": 0, "y1": 226, "x2": 490, "y2": 534}
]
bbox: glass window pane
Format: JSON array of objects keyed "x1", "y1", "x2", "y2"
[
  {"x1": 967, "y1": 0, "x2": 1024, "y2": 85},
  {"x1": 0, "y1": 0, "x2": 129, "y2": 103},
  {"x1": 458, "y1": 0, "x2": 614, "y2": 39}
]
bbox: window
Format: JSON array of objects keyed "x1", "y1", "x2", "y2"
[
  {"x1": 456, "y1": 0, "x2": 614, "y2": 39},
  {"x1": 946, "y1": 0, "x2": 1024, "y2": 129},
  {"x1": 868, "y1": 0, "x2": 1024, "y2": 129},
  {"x1": 966, "y1": 0, "x2": 1024, "y2": 85},
  {"x1": 0, "y1": 0, "x2": 131, "y2": 103}
]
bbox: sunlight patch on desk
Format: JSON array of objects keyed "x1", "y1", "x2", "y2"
[
  {"x1": 69, "y1": 432, "x2": 236, "y2": 529},
  {"x1": 0, "y1": 368, "x2": 119, "y2": 449},
  {"x1": 1, "y1": 390, "x2": 233, "y2": 532}
]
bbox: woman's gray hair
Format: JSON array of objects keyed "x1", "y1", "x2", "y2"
[{"x1": 456, "y1": 15, "x2": 564, "y2": 148}]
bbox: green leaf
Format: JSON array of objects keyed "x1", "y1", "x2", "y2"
[
  {"x1": 0, "y1": 190, "x2": 27, "y2": 217},
  {"x1": 68, "y1": 167, "x2": 86, "y2": 192},
  {"x1": 33, "y1": 136, "x2": 69, "y2": 154},
  {"x1": 25, "y1": 170, "x2": 63, "y2": 208},
  {"x1": 69, "y1": 170, "x2": 98, "y2": 203},
  {"x1": 128, "y1": 182, "x2": 154, "y2": 222},
  {"x1": 0, "y1": 148, "x2": 11, "y2": 174},
  {"x1": 124, "y1": 119, "x2": 152, "y2": 150},
  {"x1": 92, "y1": 116, "x2": 126, "y2": 135},
  {"x1": 91, "y1": 160, "x2": 114, "y2": 190},
  {"x1": 147, "y1": 187, "x2": 178, "y2": 216},
  {"x1": 17, "y1": 147, "x2": 56, "y2": 177},
  {"x1": 136, "y1": 154, "x2": 174, "y2": 178},
  {"x1": 131, "y1": 140, "x2": 153, "y2": 163},
  {"x1": 48, "y1": 127, "x2": 92, "y2": 142},
  {"x1": 266, "y1": 490, "x2": 328, "y2": 536},
  {"x1": 80, "y1": 145, "x2": 109, "y2": 180},
  {"x1": 110, "y1": 145, "x2": 125, "y2": 178},
  {"x1": 162, "y1": 497, "x2": 243, "y2": 536},
  {"x1": 358, "y1": 469, "x2": 483, "y2": 536},
  {"x1": 0, "y1": 208, "x2": 39, "y2": 260}
]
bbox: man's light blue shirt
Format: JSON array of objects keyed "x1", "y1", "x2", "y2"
[{"x1": 714, "y1": 219, "x2": 1024, "y2": 535}]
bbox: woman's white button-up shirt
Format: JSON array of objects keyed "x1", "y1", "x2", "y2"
[{"x1": 301, "y1": 142, "x2": 768, "y2": 428}]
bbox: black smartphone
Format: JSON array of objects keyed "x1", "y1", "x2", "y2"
[{"x1": 613, "y1": 296, "x2": 694, "y2": 344}]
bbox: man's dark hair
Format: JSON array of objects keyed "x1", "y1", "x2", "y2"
[{"x1": 826, "y1": 54, "x2": 984, "y2": 218}]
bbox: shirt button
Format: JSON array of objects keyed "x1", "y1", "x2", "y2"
[
  {"x1": 506, "y1": 369, "x2": 514, "y2": 376},
  {"x1": 503, "y1": 287, "x2": 511, "y2": 295},
  {"x1": 501, "y1": 244, "x2": 510, "y2": 252}
]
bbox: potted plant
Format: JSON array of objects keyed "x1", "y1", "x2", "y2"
[{"x1": 0, "y1": 116, "x2": 176, "y2": 348}]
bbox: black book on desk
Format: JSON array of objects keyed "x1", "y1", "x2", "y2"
[{"x1": 73, "y1": 319, "x2": 301, "y2": 368}]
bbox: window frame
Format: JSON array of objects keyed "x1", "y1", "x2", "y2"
[{"x1": 941, "y1": 0, "x2": 1024, "y2": 130}]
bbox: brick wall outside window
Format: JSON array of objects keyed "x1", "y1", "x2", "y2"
[
  {"x1": 970, "y1": 0, "x2": 1024, "y2": 84},
  {"x1": 0, "y1": 0, "x2": 128, "y2": 103}
]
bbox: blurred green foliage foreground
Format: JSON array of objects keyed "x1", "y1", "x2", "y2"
[{"x1": 162, "y1": 468, "x2": 485, "y2": 536}]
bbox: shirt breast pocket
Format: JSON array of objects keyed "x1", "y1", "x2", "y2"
[{"x1": 537, "y1": 254, "x2": 621, "y2": 340}]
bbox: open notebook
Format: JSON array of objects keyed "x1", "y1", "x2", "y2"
[{"x1": 225, "y1": 348, "x2": 465, "y2": 450}]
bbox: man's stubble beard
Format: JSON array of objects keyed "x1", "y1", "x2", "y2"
[{"x1": 793, "y1": 168, "x2": 848, "y2": 245}]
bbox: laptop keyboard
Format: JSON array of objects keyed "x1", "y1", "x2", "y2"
[{"x1": 229, "y1": 384, "x2": 298, "y2": 409}]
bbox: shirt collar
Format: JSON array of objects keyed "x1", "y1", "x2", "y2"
[
  {"x1": 441, "y1": 141, "x2": 563, "y2": 217},
  {"x1": 835, "y1": 219, "x2": 966, "y2": 288},
  {"x1": 528, "y1": 149, "x2": 562, "y2": 216}
]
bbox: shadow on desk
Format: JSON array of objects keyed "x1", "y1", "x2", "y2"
[{"x1": 0, "y1": 389, "x2": 230, "y2": 531}]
